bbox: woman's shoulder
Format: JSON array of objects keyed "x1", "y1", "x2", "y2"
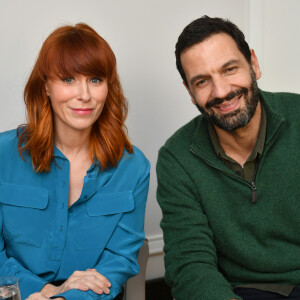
[
  {"x1": 0, "y1": 128, "x2": 18, "y2": 137},
  {"x1": 120, "y1": 145, "x2": 150, "y2": 173},
  {"x1": 125, "y1": 145, "x2": 149, "y2": 164},
  {"x1": 98, "y1": 145, "x2": 150, "y2": 192},
  {"x1": 0, "y1": 129, "x2": 19, "y2": 149},
  {"x1": 0, "y1": 129, "x2": 21, "y2": 167}
]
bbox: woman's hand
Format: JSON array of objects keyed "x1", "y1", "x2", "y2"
[
  {"x1": 41, "y1": 268, "x2": 111, "y2": 297},
  {"x1": 25, "y1": 293, "x2": 48, "y2": 300},
  {"x1": 25, "y1": 292, "x2": 64, "y2": 300}
]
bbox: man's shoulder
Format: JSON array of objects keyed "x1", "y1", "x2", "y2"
[
  {"x1": 261, "y1": 90, "x2": 300, "y2": 109},
  {"x1": 160, "y1": 115, "x2": 202, "y2": 153},
  {"x1": 260, "y1": 90, "x2": 300, "y2": 126},
  {"x1": 261, "y1": 90, "x2": 300, "y2": 99}
]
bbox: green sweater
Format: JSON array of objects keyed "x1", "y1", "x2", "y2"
[{"x1": 156, "y1": 90, "x2": 300, "y2": 300}]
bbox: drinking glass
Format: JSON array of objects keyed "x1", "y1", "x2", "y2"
[{"x1": 0, "y1": 277, "x2": 21, "y2": 300}]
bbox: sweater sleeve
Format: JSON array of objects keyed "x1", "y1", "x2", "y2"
[{"x1": 156, "y1": 147, "x2": 242, "y2": 300}]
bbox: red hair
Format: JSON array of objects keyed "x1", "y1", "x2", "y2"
[{"x1": 18, "y1": 23, "x2": 133, "y2": 172}]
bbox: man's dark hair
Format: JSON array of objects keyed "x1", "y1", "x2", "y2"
[{"x1": 175, "y1": 15, "x2": 251, "y2": 86}]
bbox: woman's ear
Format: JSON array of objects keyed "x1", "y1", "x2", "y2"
[{"x1": 45, "y1": 84, "x2": 50, "y2": 97}]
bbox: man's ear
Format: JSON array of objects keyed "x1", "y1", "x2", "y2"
[
  {"x1": 183, "y1": 81, "x2": 196, "y2": 105},
  {"x1": 250, "y1": 49, "x2": 262, "y2": 80}
]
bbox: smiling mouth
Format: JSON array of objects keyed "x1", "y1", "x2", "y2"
[
  {"x1": 72, "y1": 108, "x2": 94, "y2": 115},
  {"x1": 214, "y1": 94, "x2": 242, "y2": 112}
]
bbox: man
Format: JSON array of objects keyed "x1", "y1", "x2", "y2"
[{"x1": 156, "y1": 16, "x2": 300, "y2": 300}]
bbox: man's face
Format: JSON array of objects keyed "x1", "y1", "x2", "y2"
[{"x1": 181, "y1": 33, "x2": 261, "y2": 132}]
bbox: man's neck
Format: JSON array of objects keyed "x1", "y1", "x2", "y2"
[{"x1": 214, "y1": 102, "x2": 262, "y2": 167}]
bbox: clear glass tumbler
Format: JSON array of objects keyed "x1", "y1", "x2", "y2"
[{"x1": 0, "y1": 277, "x2": 21, "y2": 300}]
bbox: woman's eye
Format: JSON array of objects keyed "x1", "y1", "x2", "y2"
[
  {"x1": 63, "y1": 78, "x2": 74, "y2": 83},
  {"x1": 90, "y1": 78, "x2": 102, "y2": 84}
]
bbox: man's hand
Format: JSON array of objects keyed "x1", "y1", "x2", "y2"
[{"x1": 41, "y1": 269, "x2": 111, "y2": 297}]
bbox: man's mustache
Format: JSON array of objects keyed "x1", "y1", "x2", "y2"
[{"x1": 206, "y1": 87, "x2": 248, "y2": 109}]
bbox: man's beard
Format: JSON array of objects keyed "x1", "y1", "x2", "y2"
[{"x1": 195, "y1": 68, "x2": 260, "y2": 132}]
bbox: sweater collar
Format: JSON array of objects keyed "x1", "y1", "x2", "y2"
[
  {"x1": 190, "y1": 90, "x2": 286, "y2": 168},
  {"x1": 259, "y1": 90, "x2": 286, "y2": 146}
]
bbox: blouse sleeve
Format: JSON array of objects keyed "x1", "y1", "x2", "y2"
[
  {"x1": 54, "y1": 158, "x2": 150, "y2": 300},
  {"x1": 0, "y1": 212, "x2": 48, "y2": 298}
]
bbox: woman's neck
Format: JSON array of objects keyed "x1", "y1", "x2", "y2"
[{"x1": 54, "y1": 127, "x2": 91, "y2": 161}]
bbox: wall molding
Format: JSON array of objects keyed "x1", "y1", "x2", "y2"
[
  {"x1": 146, "y1": 234, "x2": 165, "y2": 280},
  {"x1": 147, "y1": 233, "x2": 164, "y2": 255}
]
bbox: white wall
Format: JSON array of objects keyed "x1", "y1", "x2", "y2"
[
  {"x1": 246, "y1": 0, "x2": 300, "y2": 94},
  {"x1": 0, "y1": 0, "x2": 299, "y2": 279},
  {"x1": 261, "y1": 0, "x2": 300, "y2": 93}
]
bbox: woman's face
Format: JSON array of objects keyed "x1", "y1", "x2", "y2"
[{"x1": 45, "y1": 74, "x2": 108, "y2": 136}]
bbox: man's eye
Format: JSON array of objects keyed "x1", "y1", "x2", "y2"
[
  {"x1": 225, "y1": 67, "x2": 237, "y2": 73},
  {"x1": 196, "y1": 79, "x2": 208, "y2": 86},
  {"x1": 63, "y1": 78, "x2": 74, "y2": 83},
  {"x1": 90, "y1": 78, "x2": 102, "y2": 84}
]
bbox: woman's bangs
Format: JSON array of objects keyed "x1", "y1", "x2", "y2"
[{"x1": 46, "y1": 33, "x2": 111, "y2": 80}]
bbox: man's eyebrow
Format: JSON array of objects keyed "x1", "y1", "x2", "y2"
[
  {"x1": 189, "y1": 59, "x2": 242, "y2": 86},
  {"x1": 190, "y1": 74, "x2": 207, "y2": 86},
  {"x1": 222, "y1": 59, "x2": 241, "y2": 69}
]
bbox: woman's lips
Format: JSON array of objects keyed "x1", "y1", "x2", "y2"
[{"x1": 72, "y1": 108, "x2": 93, "y2": 115}]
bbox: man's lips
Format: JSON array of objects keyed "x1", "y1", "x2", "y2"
[{"x1": 214, "y1": 94, "x2": 242, "y2": 112}]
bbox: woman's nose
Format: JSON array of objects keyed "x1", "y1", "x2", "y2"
[{"x1": 77, "y1": 81, "x2": 91, "y2": 102}]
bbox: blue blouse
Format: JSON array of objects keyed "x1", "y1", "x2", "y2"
[{"x1": 0, "y1": 129, "x2": 150, "y2": 300}]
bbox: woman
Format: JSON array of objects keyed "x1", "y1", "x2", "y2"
[{"x1": 0, "y1": 23, "x2": 150, "y2": 300}]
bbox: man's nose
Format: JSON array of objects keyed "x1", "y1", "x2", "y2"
[
  {"x1": 77, "y1": 81, "x2": 91, "y2": 102},
  {"x1": 211, "y1": 77, "x2": 231, "y2": 99}
]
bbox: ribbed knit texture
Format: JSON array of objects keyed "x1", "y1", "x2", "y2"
[{"x1": 157, "y1": 90, "x2": 300, "y2": 300}]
